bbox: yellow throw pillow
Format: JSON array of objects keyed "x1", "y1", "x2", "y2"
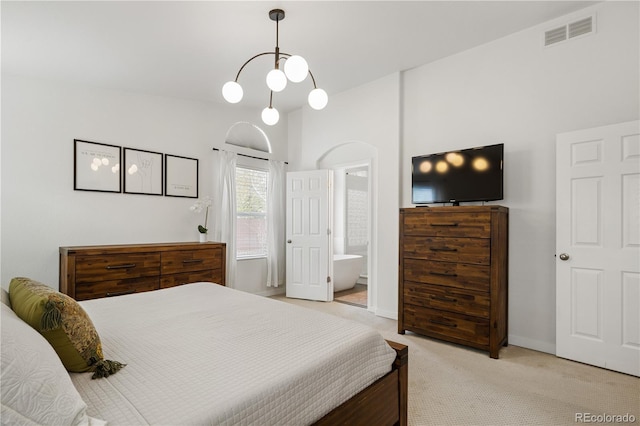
[{"x1": 8, "y1": 277, "x2": 125, "y2": 379}]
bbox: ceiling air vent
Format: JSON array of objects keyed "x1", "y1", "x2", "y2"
[
  {"x1": 545, "y1": 26, "x2": 567, "y2": 46},
  {"x1": 568, "y1": 16, "x2": 593, "y2": 39},
  {"x1": 544, "y1": 15, "x2": 595, "y2": 47}
]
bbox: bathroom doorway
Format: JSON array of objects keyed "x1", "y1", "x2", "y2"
[
  {"x1": 316, "y1": 142, "x2": 377, "y2": 313},
  {"x1": 334, "y1": 163, "x2": 369, "y2": 308}
]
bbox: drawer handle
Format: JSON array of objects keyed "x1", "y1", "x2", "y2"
[
  {"x1": 105, "y1": 263, "x2": 136, "y2": 270},
  {"x1": 429, "y1": 271, "x2": 458, "y2": 277},
  {"x1": 430, "y1": 295, "x2": 458, "y2": 303},
  {"x1": 429, "y1": 319, "x2": 458, "y2": 328},
  {"x1": 431, "y1": 223, "x2": 459, "y2": 227},
  {"x1": 429, "y1": 247, "x2": 458, "y2": 252},
  {"x1": 106, "y1": 289, "x2": 136, "y2": 297},
  {"x1": 182, "y1": 259, "x2": 204, "y2": 264}
]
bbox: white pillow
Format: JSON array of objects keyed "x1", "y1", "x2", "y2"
[
  {"x1": 1, "y1": 288, "x2": 10, "y2": 307},
  {"x1": 1, "y1": 303, "x2": 90, "y2": 425}
]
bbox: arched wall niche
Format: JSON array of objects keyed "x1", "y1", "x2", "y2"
[
  {"x1": 225, "y1": 121, "x2": 272, "y2": 153},
  {"x1": 316, "y1": 140, "x2": 376, "y2": 169}
]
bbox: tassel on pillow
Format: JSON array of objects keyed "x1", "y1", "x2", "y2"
[
  {"x1": 89, "y1": 357, "x2": 127, "y2": 379},
  {"x1": 40, "y1": 300, "x2": 62, "y2": 331},
  {"x1": 9, "y1": 277, "x2": 126, "y2": 379}
]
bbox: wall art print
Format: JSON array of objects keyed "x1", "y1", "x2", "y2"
[
  {"x1": 74, "y1": 139, "x2": 122, "y2": 193},
  {"x1": 164, "y1": 154, "x2": 198, "y2": 198},
  {"x1": 123, "y1": 148, "x2": 163, "y2": 196}
]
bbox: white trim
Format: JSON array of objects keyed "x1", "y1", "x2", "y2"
[
  {"x1": 374, "y1": 308, "x2": 398, "y2": 321},
  {"x1": 255, "y1": 287, "x2": 286, "y2": 297},
  {"x1": 508, "y1": 334, "x2": 555, "y2": 355}
]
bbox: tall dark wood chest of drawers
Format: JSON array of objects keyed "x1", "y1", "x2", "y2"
[
  {"x1": 398, "y1": 206, "x2": 508, "y2": 358},
  {"x1": 59, "y1": 242, "x2": 226, "y2": 301}
]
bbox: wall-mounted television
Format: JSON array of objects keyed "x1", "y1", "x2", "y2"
[{"x1": 412, "y1": 143, "x2": 504, "y2": 205}]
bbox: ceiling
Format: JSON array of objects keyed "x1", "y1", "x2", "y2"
[{"x1": 2, "y1": 1, "x2": 598, "y2": 113}]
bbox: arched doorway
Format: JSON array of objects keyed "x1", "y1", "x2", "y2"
[{"x1": 317, "y1": 141, "x2": 377, "y2": 311}]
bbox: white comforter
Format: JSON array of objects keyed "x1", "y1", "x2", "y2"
[{"x1": 71, "y1": 283, "x2": 397, "y2": 425}]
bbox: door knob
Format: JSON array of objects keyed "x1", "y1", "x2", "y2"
[
  {"x1": 287, "y1": 240, "x2": 292, "y2": 244},
  {"x1": 559, "y1": 253, "x2": 570, "y2": 261}
]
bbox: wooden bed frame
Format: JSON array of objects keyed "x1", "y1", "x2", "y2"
[
  {"x1": 314, "y1": 340, "x2": 408, "y2": 426},
  {"x1": 59, "y1": 242, "x2": 408, "y2": 425}
]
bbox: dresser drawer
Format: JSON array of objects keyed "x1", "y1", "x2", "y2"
[
  {"x1": 160, "y1": 269, "x2": 224, "y2": 289},
  {"x1": 403, "y1": 282, "x2": 490, "y2": 318},
  {"x1": 403, "y1": 211, "x2": 491, "y2": 238},
  {"x1": 403, "y1": 236, "x2": 490, "y2": 265},
  {"x1": 75, "y1": 253, "x2": 161, "y2": 282},
  {"x1": 404, "y1": 306, "x2": 490, "y2": 346},
  {"x1": 403, "y1": 259, "x2": 490, "y2": 291},
  {"x1": 75, "y1": 277, "x2": 160, "y2": 300},
  {"x1": 161, "y1": 248, "x2": 221, "y2": 275}
]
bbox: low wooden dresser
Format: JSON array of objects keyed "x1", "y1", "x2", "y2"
[
  {"x1": 59, "y1": 242, "x2": 226, "y2": 301},
  {"x1": 398, "y1": 206, "x2": 508, "y2": 358}
]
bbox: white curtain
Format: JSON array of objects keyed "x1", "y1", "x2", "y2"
[
  {"x1": 266, "y1": 160, "x2": 286, "y2": 287},
  {"x1": 212, "y1": 150, "x2": 237, "y2": 288}
]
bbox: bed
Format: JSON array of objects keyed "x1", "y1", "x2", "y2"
[{"x1": 1, "y1": 281, "x2": 408, "y2": 425}]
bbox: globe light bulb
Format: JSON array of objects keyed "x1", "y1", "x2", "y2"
[
  {"x1": 284, "y1": 55, "x2": 309, "y2": 83},
  {"x1": 262, "y1": 106, "x2": 279, "y2": 126},
  {"x1": 473, "y1": 157, "x2": 489, "y2": 171},
  {"x1": 222, "y1": 81, "x2": 243, "y2": 103},
  {"x1": 266, "y1": 69, "x2": 287, "y2": 92},
  {"x1": 419, "y1": 160, "x2": 432, "y2": 173},
  {"x1": 445, "y1": 152, "x2": 464, "y2": 167},
  {"x1": 436, "y1": 160, "x2": 449, "y2": 173},
  {"x1": 308, "y1": 88, "x2": 328, "y2": 110}
]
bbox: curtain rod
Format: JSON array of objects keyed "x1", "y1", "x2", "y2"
[{"x1": 212, "y1": 148, "x2": 288, "y2": 164}]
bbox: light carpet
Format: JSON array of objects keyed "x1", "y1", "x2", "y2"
[{"x1": 272, "y1": 295, "x2": 639, "y2": 426}]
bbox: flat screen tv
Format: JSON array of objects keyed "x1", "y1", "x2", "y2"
[{"x1": 412, "y1": 143, "x2": 504, "y2": 205}]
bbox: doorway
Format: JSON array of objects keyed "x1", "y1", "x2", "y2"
[
  {"x1": 316, "y1": 141, "x2": 377, "y2": 312},
  {"x1": 334, "y1": 163, "x2": 370, "y2": 309}
]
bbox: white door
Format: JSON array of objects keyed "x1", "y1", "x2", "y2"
[
  {"x1": 286, "y1": 170, "x2": 333, "y2": 301},
  {"x1": 556, "y1": 120, "x2": 640, "y2": 376}
]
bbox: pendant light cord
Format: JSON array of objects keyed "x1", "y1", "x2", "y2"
[{"x1": 274, "y1": 13, "x2": 280, "y2": 69}]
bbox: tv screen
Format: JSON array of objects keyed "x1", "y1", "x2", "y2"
[{"x1": 412, "y1": 143, "x2": 504, "y2": 205}]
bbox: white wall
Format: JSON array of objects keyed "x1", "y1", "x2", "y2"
[
  {"x1": 401, "y1": 2, "x2": 639, "y2": 353},
  {"x1": 288, "y1": 73, "x2": 401, "y2": 319},
  {"x1": 1, "y1": 74, "x2": 288, "y2": 294}
]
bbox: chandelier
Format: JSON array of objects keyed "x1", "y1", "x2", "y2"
[{"x1": 222, "y1": 9, "x2": 328, "y2": 126}]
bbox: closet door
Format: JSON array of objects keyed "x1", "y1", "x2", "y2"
[{"x1": 556, "y1": 120, "x2": 639, "y2": 376}]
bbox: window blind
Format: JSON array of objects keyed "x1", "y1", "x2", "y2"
[{"x1": 236, "y1": 166, "x2": 268, "y2": 258}]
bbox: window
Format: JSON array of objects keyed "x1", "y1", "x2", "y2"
[{"x1": 236, "y1": 166, "x2": 268, "y2": 258}]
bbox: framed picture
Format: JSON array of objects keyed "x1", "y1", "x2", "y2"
[
  {"x1": 74, "y1": 139, "x2": 122, "y2": 193},
  {"x1": 123, "y1": 148, "x2": 163, "y2": 195},
  {"x1": 164, "y1": 154, "x2": 198, "y2": 198}
]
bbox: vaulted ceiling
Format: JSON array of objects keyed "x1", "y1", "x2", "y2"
[{"x1": 2, "y1": 1, "x2": 598, "y2": 113}]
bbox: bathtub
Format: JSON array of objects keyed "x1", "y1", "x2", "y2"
[{"x1": 333, "y1": 254, "x2": 364, "y2": 292}]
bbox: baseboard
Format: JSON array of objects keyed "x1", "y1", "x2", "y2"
[
  {"x1": 508, "y1": 334, "x2": 556, "y2": 355},
  {"x1": 256, "y1": 287, "x2": 286, "y2": 297},
  {"x1": 375, "y1": 308, "x2": 398, "y2": 321}
]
